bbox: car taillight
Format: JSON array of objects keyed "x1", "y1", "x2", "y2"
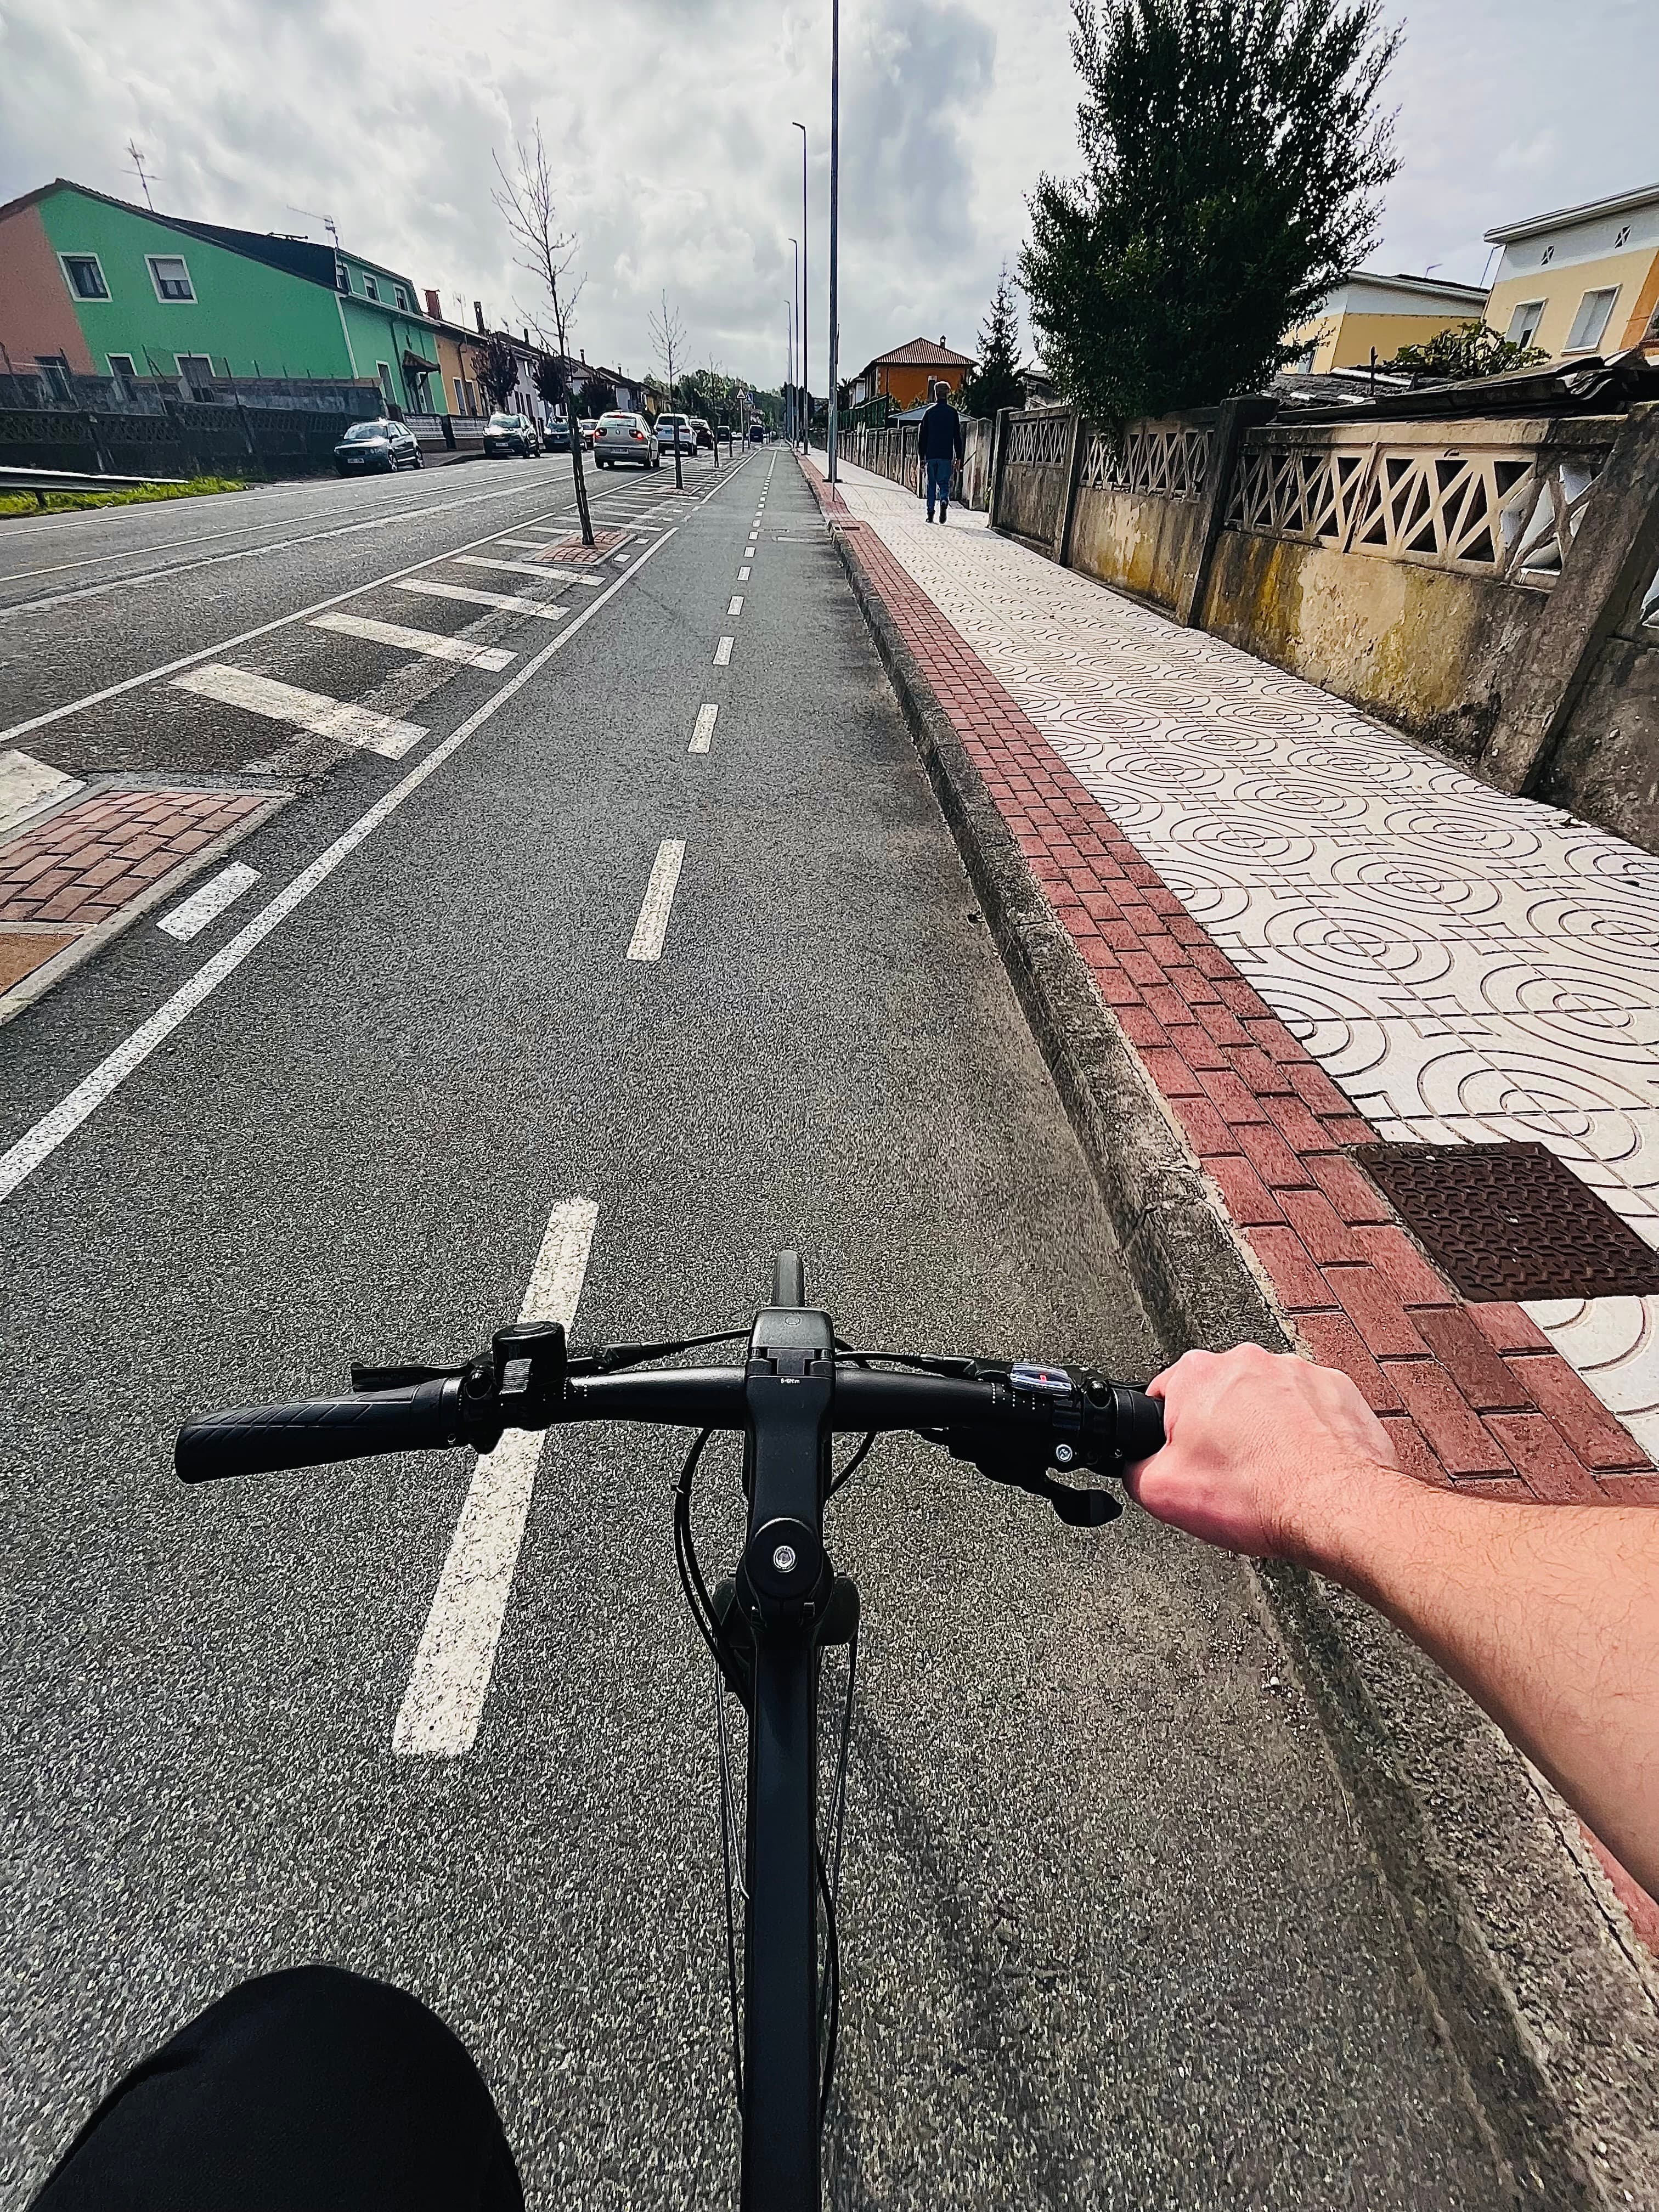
[{"x1": 631, "y1": 430, "x2": 645, "y2": 441}]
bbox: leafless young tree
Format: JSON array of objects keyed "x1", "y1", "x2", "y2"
[
  {"x1": 493, "y1": 122, "x2": 593, "y2": 544},
  {"x1": 649, "y1": 290, "x2": 688, "y2": 491}
]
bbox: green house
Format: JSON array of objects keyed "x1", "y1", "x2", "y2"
[{"x1": 0, "y1": 177, "x2": 447, "y2": 413}]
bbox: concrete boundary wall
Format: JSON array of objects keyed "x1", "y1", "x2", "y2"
[
  {"x1": 992, "y1": 397, "x2": 1659, "y2": 853},
  {"x1": 840, "y1": 415, "x2": 995, "y2": 510}
]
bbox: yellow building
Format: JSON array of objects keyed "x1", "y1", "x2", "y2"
[
  {"x1": 1484, "y1": 183, "x2": 1659, "y2": 363},
  {"x1": 1285, "y1": 270, "x2": 1491, "y2": 373}
]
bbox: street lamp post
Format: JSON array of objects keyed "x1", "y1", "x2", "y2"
[
  {"x1": 827, "y1": 0, "x2": 840, "y2": 484},
  {"x1": 785, "y1": 298, "x2": 794, "y2": 444},
  {"x1": 792, "y1": 120, "x2": 807, "y2": 449}
]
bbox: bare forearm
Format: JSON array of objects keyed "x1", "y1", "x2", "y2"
[{"x1": 1300, "y1": 1468, "x2": 1659, "y2": 1898}]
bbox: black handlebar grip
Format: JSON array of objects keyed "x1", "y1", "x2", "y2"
[
  {"x1": 176, "y1": 1379, "x2": 465, "y2": 1482},
  {"x1": 1111, "y1": 1386, "x2": 1165, "y2": 1463}
]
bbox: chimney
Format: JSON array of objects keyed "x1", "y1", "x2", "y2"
[
  {"x1": 424, "y1": 289, "x2": 441, "y2": 319},
  {"x1": 580, "y1": 348, "x2": 586, "y2": 364},
  {"x1": 474, "y1": 301, "x2": 486, "y2": 334},
  {"x1": 940, "y1": 334, "x2": 946, "y2": 346}
]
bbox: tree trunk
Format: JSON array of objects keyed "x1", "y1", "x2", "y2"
[{"x1": 567, "y1": 394, "x2": 594, "y2": 546}]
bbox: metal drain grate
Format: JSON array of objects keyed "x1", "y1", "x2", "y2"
[{"x1": 1353, "y1": 1141, "x2": 1659, "y2": 1302}]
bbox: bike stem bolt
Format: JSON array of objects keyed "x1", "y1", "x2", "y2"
[
  {"x1": 1054, "y1": 1443, "x2": 1075, "y2": 1467},
  {"x1": 771, "y1": 1543, "x2": 798, "y2": 1575}
]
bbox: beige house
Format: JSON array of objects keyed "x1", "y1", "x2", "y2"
[
  {"x1": 1285, "y1": 270, "x2": 1491, "y2": 373},
  {"x1": 1484, "y1": 183, "x2": 1659, "y2": 363}
]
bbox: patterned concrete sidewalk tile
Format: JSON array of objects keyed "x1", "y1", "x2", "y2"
[{"x1": 805, "y1": 452, "x2": 1659, "y2": 1486}]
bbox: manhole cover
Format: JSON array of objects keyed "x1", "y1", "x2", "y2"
[{"x1": 1352, "y1": 1141, "x2": 1659, "y2": 1302}]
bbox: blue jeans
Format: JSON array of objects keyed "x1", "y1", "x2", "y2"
[{"x1": 924, "y1": 455, "x2": 953, "y2": 516}]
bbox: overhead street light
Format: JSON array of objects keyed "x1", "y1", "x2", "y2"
[{"x1": 792, "y1": 121, "x2": 807, "y2": 449}]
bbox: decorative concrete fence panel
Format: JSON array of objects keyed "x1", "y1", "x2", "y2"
[
  {"x1": 1204, "y1": 414, "x2": 1623, "y2": 763},
  {"x1": 995, "y1": 410, "x2": 1074, "y2": 547},
  {"x1": 1068, "y1": 414, "x2": 1218, "y2": 610}
]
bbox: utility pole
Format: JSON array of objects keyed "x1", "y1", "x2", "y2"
[
  {"x1": 827, "y1": 0, "x2": 841, "y2": 484},
  {"x1": 793, "y1": 122, "x2": 808, "y2": 449}
]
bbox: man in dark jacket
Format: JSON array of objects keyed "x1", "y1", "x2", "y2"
[{"x1": 916, "y1": 379, "x2": 964, "y2": 523}]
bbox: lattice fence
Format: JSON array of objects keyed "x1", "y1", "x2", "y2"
[
  {"x1": 1225, "y1": 438, "x2": 1612, "y2": 586},
  {"x1": 1006, "y1": 413, "x2": 1070, "y2": 470},
  {"x1": 1080, "y1": 422, "x2": 1210, "y2": 501}
]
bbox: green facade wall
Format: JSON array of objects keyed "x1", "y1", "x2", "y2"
[{"x1": 35, "y1": 185, "x2": 443, "y2": 410}]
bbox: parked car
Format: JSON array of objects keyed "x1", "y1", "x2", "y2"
[
  {"x1": 578, "y1": 418, "x2": 599, "y2": 449},
  {"x1": 543, "y1": 416, "x2": 572, "y2": 453},
  {"x1": 594, "y1": 412, "x2": 659, "y2": 468},
  {"x1": 655, "y1": 412, "x2": 695, "y2": 455},
  {"x1": 748, "y1": 422, "x2": 766, "y2": 444},
  {"x1": 334, "y1": 418, "x2": 422, "y2": 474},
  {"x1": 483, "y1": 412, "x2": 541, "y2": 458},
  {"x1": 691, "y1": 417, "x2": 714, "y2": 450}
]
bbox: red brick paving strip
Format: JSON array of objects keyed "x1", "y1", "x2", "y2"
[
  {"x1": 0, "y1": 790, "x2": 269, "y2": 934},
  {"x1": 802, "y1": 466, "x2": 1658, "y2": 1506},
  {"x1": 534, "y1": 529, "x2": 631, "y2": 565}
]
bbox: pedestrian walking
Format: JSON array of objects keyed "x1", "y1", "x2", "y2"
[{"x1": 916, "y1": 378, "x2": 964, "y2": 523}]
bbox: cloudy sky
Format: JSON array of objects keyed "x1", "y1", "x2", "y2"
[{"x1": 1, "y1": 0, "x2": 1654, "y2": 393}]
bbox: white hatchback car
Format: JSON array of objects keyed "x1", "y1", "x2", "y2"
[
  {"x1": 593, "y1": 411, "x2": 660, "y2": 469},
  {"x1": 655, "y1": 411, "x2": 696, "y2": 455}
]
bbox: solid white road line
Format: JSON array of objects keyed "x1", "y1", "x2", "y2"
[
  {"x1": 156, "y1": 862, "x2": 262, "y2": 943},
  {"x1": 627, "y1": 840, "x2": 686, "y2": 962},
  {"x1": 392, "y1": 579, "x2": 567, "y2": 620},
  {"x1": 452, "y1": 556, "x2": 603, "y2": 588},
  {"x1": 495, "y1": 538, "x2": 559, "y2": 549},
  {"x1": 690, "y1": 703, "x2": 718, "y2": 754},
  {"x1": 0, "y1": 531, "x2": 675, "y2": 1210},
  {"x1": 309, "y1": 612, "x2": 515, "y2": 672},
  {"x1": 738, "y1": 566, "x2": 751, "y2": 580},
  {"x1": 172, "y1": 665, "x2": 427, "y2": 760},
  {"x1": 714, "y1": 636, "x2": 733, "y2": 665},
  {"x1": 727, "y1": 595, "x2": 744, "y2": 616},
  {"x1": 392, "y1": 1197, "x2": 600, "y2": 1758}
]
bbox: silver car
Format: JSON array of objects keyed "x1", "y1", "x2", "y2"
[
  {"x1": 654, "y1": 411, "x2": 696, "y2": 455},
  {"x1": 593, "y1": 411, "x2": 660, "y2": 469}
]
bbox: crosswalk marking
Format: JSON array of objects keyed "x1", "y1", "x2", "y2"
[
  {"x1": 393, "y1": 1198, "x2": 600, "y2": 1758},
  {"x1": 627, "y1": 840, "x2": 687, "y2": 962},
  {"x1": 309, "y1": 612, "x2": 515, "y2": 671},
  {"x1": 452, "y1": 556, "x2": 603, "y2": 589},
  {"x1": 170, "y1": 664, "x2": 426, "y2": 760},
  {"x1": 392, "y1": 579, "x2": 568, "y2": 620},
  {"x1": 690, "y1": 703, "x2": 718, "y2": 754}
]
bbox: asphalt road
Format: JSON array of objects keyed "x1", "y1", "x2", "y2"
[{"x1": 0, "y1": 450, "x2": 1508, "y2": 2207}]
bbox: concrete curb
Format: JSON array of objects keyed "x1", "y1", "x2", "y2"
[{"x1": 821, "y1": 491, "x2": 1659, "y2": 2209}]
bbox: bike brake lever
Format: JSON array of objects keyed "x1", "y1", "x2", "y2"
[{"x1": 350, "y1": 1362, "x2": 462, "y2": 1392}]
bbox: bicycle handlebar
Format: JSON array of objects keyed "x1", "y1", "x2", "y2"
[{"x1": 176, "y1": 1346, "x2": 1164, "y2": 1491}]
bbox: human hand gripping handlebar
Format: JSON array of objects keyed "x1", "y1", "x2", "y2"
[{"x1": 174, "y1": 1260, "x2": 1165, "y2": 2212}]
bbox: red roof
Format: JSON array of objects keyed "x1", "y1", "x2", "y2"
[{"x1": 859, "y1": 336, "x2": 974, "y2": 373}]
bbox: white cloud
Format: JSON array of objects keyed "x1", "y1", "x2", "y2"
[{"x1": 2, "y1": 0, "x2": 1655, "y2": 392}]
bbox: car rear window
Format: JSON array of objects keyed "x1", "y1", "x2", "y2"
[{"x1": 343, "y1": 421, "x2": 390, "y2": 441}]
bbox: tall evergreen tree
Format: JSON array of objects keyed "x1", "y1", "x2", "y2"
[
  {"x1": 961, "y1": 267, "x2": 1025, "y2": 419},
  {"x1": 1021, "y1": 0, "x2": 1401, "y2": 423}
]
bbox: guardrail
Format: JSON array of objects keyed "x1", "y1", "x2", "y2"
[{"x1": 0, "y1": 464, "x2": 190, "y2": 507}]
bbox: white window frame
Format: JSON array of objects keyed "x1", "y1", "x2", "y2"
[
  {"x1": 59, "y1": 251, "x2": 110, "y2": 302},
  {"x1": 147, "y1": 253, "x2": 196, "y2": 303},
  {"x1": 376, "y1": 360, "x2": 396, "y2": 405},
  {"x1": 175, "y1": 353, "x2": 215, "y2": 388},
  {"x1": 107, "y1": 353, "x2": 138, "y2": 382},
  {"x1": 1565, "y1": 286, "x2": 1621, "y2": 353},
  {"x1": 364, "y1": 274, "x2": 380, "y2": 302},
  {"x1": 454, "y1": 376, "x2": 466, "y2": 414},
  {"x1": 1504, "y1": 299, "x2": 1546, "y2": 349},
  {"x1": 394, "y1": 285, "x2": 411, "y2": 312}
]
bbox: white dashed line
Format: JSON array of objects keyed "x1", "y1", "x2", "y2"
[
  {"x1": 714, "y1": 636, "x2": 733, "y2": 665},
  {"x1": 156, "y1": 862, "x2": 262, "y2": 943},
  {"x1": 626, "y1": 839, "x2": 687, "y2": 962},
  {"x1": 738, "y1": 566, "x2": 751, "y2": 580},
  {"x1": 392, "y1": 1197, "x2": 600, "y2": 1758},
  {"x1": 727, "y1": 596, "x2": 744, "y2": 616},
  {"x1": 309, "y1": 612, "x2": 515, "y2": 671},
  {"x1": 171, "y1": 665, "x2": 427, "y2": 760},
  {"x1": 392, "y1": 579, "x2": 567, "y2": 620},
  {"x1": 690, "y1": 703, "x2": 718, "y2": 754}
]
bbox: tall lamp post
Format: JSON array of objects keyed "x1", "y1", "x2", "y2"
[
  {"x1": 785, "y1": 298, "x2": 794, "y2": 444},
  {"x1": 792, "y1": 120, "x2": 808, "y2": 449},
  {"x1": 827, "y1": 0, "x2": 840, "y2": 483},
  {"x1": 789, "y1": 239, "x2": 799, "y2": 446}
]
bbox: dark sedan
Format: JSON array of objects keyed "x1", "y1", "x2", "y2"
[
  {"x1": 483, "y1": 412, "x2": 542, "y2": 457},
  {"x1": 334, "y1": 419, "x2": 422, "y2": 473}
]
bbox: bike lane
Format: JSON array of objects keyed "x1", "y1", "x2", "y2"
[{"x1": 0, "y1": 450, "x2": 1504, "y2": 2207}]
